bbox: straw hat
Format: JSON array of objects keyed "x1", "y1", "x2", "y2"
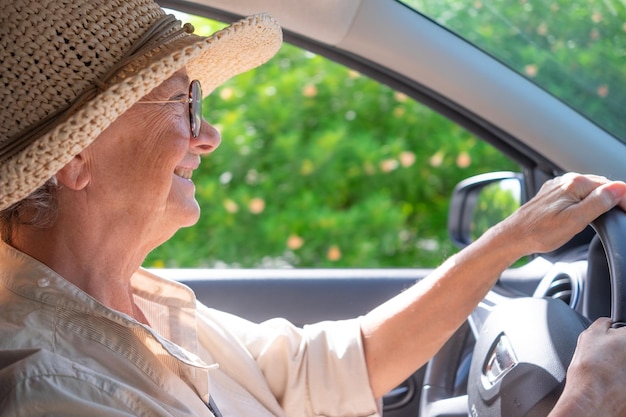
[{"x1": 0, "y1": 0, "x2": 282, "y2": 211}]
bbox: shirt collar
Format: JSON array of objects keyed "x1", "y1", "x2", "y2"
[{"x1": 0, "y1": 240, "x2": 209, "y2": 369}]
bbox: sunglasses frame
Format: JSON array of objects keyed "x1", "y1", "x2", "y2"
[{"x1": 137, "y1": 79, "x2": 202, "y2": 138}]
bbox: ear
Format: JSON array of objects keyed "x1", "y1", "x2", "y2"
[{"x1": 56, "y1": 153, "x2": 90, "y2": 191}]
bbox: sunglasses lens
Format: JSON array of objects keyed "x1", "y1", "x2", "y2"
[{"x1": 189, "y1": 80, "x2": 202, "y2": 137}]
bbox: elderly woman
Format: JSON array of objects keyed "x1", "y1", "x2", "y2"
[{"x1": 1, "y1": 0, "x2": 626, "y2": 416}]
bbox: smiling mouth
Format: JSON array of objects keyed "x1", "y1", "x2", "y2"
[{"x1": 174, "y1": 167, "x2": 193, "y2": 180}]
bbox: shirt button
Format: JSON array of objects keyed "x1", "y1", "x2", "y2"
[{"x1": 37, "y1": 278, "x2": 50, "y2": 288}]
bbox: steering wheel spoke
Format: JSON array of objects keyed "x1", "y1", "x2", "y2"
[{"x1": 419, "y1": 388, "x2": 468, "y2": 417}]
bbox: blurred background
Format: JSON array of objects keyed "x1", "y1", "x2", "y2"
[{"x1": 145, "y1": 0, "x2": 622, "y2": 268}]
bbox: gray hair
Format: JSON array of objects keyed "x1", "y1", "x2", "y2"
[{"x1": 0, "y1": 177, "x2": 59, "y2": 243}]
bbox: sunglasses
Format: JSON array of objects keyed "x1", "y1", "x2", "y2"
[{"x1": 137, "y1": 79, "x2": 202, "y2": 137}]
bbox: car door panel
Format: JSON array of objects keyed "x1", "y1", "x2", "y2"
[{"x1": 153, "y1": 266, "x2": 550, "y2": 416}]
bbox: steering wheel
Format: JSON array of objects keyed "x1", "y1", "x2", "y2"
[{"x1": 419, "y1": 208, "x2": 626, "y2": 417}]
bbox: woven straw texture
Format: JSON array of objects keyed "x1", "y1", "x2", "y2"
[{"x1": 0, "y1": 0, "x2": 282, "y2": 210}]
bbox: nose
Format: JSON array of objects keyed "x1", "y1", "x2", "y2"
[{"x1": 192, "y1": 119, "x2": 221, "y2": 155}]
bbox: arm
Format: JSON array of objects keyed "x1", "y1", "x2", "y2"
[{"x1": 360, "y1": 173, "x2": 626, "y2": 398}]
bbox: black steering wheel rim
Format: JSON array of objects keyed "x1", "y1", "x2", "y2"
[{"x1": 589, "y1": 207, "x2": 626, "y2": 326}]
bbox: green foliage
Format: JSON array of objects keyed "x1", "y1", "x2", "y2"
[
  {"x1": 402, "y1": 0, "x2": 626, "y2": 140},
  {"x1": 144, "y1": 15, "x2": 519, "y2": 268},
  {"x1": 472, "y1": 180, "x2": 521, "y2": 241}
]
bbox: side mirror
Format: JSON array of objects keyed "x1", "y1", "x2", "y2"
[{"x1": 448, "y1": 172, "x2": 523, "y2": 248}]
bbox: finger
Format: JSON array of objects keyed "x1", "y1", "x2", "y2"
[
  {"x1": 584, "y1": 317, "x2": 626, "y2": 336},
  {"x1": 575, "y1": 318, "x2": 611, "y2": 350},
  {"x1": 556, "y1": 173, "x2": 610, "y2": 202},
  {"x1": 587, "y1": 317, "x2": 612, "y2": 334},
  {"x1": 560, "y1": 172, "x2": 608, "y2": 186},
  {"x1": 608, "y1": 182, "x2": 626, "y2": 212},
  {"x1": 568, "y1": 181, "x2": 626, "y2": 217}
]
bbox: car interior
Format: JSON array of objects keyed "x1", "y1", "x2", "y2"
[{"x1": 152, "y1": 1, "x2": 626, "y2": 416}]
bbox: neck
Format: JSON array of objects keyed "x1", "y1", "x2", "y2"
[{"x1": 11, "y1": 216, "x2": 156, "y2": 324}]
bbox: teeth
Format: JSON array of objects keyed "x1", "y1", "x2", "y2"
[{"x1": 174, "y1": 167, "x2": 193, "y2": 179}]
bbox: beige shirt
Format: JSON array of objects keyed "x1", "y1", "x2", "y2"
[{"x1": 0, "y1": 242, "x2": 380, "y2": 416}]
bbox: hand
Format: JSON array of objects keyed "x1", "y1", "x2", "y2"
[
  {"x1": 501, "y1": 173, "x2": 626, "y2": 256},
  {"x1": 550, "y1": 318, "x2": 626, "y2": 417}
]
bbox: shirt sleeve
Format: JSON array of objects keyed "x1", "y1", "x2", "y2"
[{"x1": 196, "y1": 304, "x2": 382, "y2": 417}]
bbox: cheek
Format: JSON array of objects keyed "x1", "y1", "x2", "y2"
[
  {"x1": 148, "y1": 104, "x2": 190, "y2": 138},
  {"x1": 135, "y1": 114, "x2": 190, "y2": 165},
  {"x1": 89, "y1": 107, "x2": 191, "y2": 192}
]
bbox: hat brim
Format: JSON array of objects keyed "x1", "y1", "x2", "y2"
[{"x1": 1, "y1": 13, "x2": 282, "y2": 211}]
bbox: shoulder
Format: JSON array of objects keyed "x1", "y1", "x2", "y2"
[{"x1": 0, "y1": 349, "x2": 137, "y2": 416}]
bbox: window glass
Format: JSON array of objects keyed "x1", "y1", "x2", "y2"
[
  {"x1": 144, "y1": 14, "x2": 519, "y2": 268},
  {"x1": 399, "y1": 0, "x2": 626, "y2": 143}
]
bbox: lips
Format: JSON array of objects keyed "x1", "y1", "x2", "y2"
[{"x1": 174, "y1": 167, "x2": 193, "y2": 180}]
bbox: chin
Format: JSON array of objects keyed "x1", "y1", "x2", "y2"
[
  {"x1": 166, "y1": 187, "x2": 202, "y2": 227},
  {"x1": 176, "y1": 201, "x2": 202, "y2": 228}
]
